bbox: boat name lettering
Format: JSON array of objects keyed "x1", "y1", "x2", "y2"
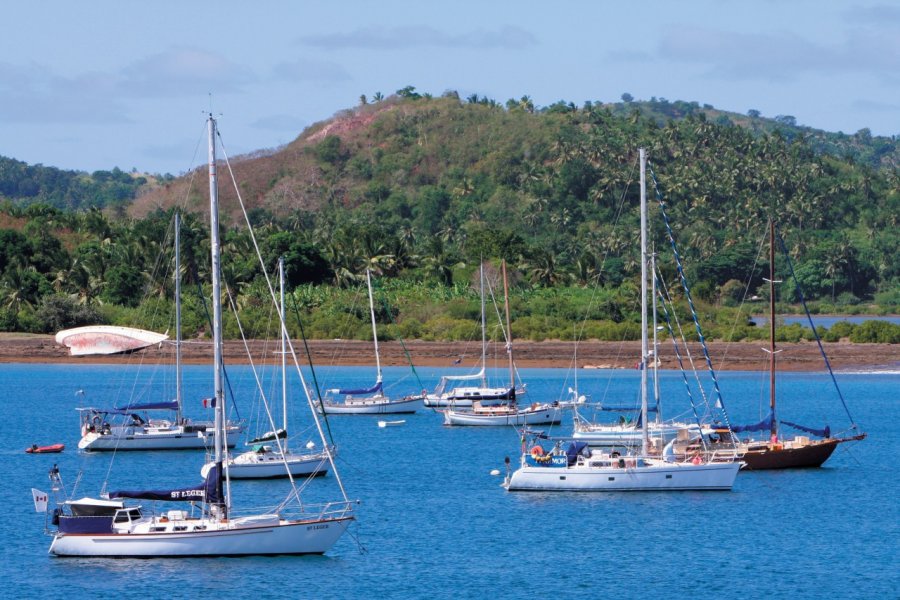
[
  {"x1": 170, "y1": 490, "x2": 205, "y2": 499},
  {"x1": 307, "y1": 524, "x2": 329, "y2": 530}
]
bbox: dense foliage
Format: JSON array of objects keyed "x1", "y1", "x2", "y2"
[{"x1": 0, "y1": 92, "x2": 897, "y2": 343}]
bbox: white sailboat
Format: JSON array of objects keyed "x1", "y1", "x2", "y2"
[
  {"x1": 443, "y1": 260, "x2": 561, "y2": 427},
  {"x1": 77, "y1": 211, "x2": 244, "y2": 451},
  {"x1": 43, "y1": 115, "x2": 354, "y2": 556},
  {"x1": 504, "y1": 148, "x2": 740, "y2": 491},
  {"x1": 201, "y1": 258, "x2": 330, "y2": 479},
  {"x1": 320, "y1": 269, "x2": 424, "y2": 414},
  {"x1": 425, "y1": 263, "x2": 524, "y2": 408},
  {"x1": 571, "y1": 247, "x2": 698, "y2": 448}
]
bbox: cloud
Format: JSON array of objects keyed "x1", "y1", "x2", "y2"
[
  {"x1": 298, "y1": 25, "x2": 537, "y2": 50},
  {"x1": 250, "y1": 114, "x2": 308, "y2": 132},
  {"x1": 118, "y1": 47, "x2": 257, "y2": 96},
  {"x1": 0, "y1": 62, "x2": 131, "y2": 124},
  {"x1": 657, "y1": 25, "x2": 900, "y2": 82},
  {"x1": 845, "y1": 4, "x2": 900, "y2": 23},
  {"x1": 272, "y1": 58, "x2": 351, "y2": 83}
]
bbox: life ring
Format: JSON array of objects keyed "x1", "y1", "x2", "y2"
[{"x1": 530, "y1": 446, "x2": 544, "y2": 458}]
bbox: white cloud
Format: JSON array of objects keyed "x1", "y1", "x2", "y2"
[
  {"x1": 272, "y1": 58, "x2": 351, "y2": 83},
  {"x1": 117, "y1": 47, "x2": 257, "y2": 96}
]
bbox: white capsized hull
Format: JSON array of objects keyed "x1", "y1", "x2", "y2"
[
  {"x1": 49, "y1": 516, "x2": 352, "y2": 557},
  {"x1": 506, "y1": 456, "x2": 739, "y2": 491},
  {"x1": 443, "y1": 405, "x2": 561, "y2": 426}
]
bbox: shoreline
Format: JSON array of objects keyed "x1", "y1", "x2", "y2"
[{"x1": 1, "y1": 334, "x2": 897, "y2": 372}]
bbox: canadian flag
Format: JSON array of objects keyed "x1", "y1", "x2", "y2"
[{"x1": 32, "y1": 488, "x2": 48, "y2": 513}]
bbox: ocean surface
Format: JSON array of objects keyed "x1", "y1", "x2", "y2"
[{"x1": 2, "y1": 362, "x2": 896, "y2": 599}]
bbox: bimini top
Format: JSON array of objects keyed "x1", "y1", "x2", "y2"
[{"x1": 55, "y1": 325, "x2": 168, "y2": 356}]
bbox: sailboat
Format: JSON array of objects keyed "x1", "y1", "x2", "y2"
[
  {"x1": 320, "y1": 269, "x2": 425, "y2": 414},
  {"x1": 443, "y1": 260, "x2": 561, "y2": 427},
  {"x1": 504, "y1": 149, "x2": 740, "y2": 491},
  {"x1": 425, "y1": 263, "x2": 525, "y2": 408},
  {"x1": 77, "y1": 211, "x2": 245, "y2": 451},
  {"x1": 201, "y1": 258, "x2": 330, "y2": 479},
  {"x1": 572, "y1": 251, "x2": 699, "y2": 448},
  {"x1": 41, "y1": 115, "x2": 354, "y2": 556},
  {"x1": 721, "y1": 220, "x2": 866, "y2": 469}
]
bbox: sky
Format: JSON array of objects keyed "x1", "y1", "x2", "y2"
[{"x1": 2, "y1": 0, "x2": 899, "y2": 175}]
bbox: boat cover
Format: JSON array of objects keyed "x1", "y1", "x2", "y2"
[
  {"x1": 112, "y1": 401, "x2": 179, "y2": 413},
  {"x1": 781, "y1": 420, "x2": 830, "y2": 438},
  {"x1": 729, "y1": 412, "x2": 774, "y2": 433},
  {"x1": 108, "y1": 465, "x2": 223, "y2": 504},
  {"x1": 333, "y1": 381, "x2": 382, "y2": 395},
  {"x1": 565, "y1": 441, "x2": 589, "y2": 466}
]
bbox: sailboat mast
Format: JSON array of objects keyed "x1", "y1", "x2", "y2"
[
  {"x1": 279, "y1": 257, "x2": 288, "y2": 451},
  {"x1": 651, "y1": 247, "x2": 660, "y2": 421},
  {"x1": 769, "y1": 218, "x2": 777, "y2": 442},
  {"x1": 501, "y1": 259, "x2": 515, "y2": 393},
  {"x1": 639, "y1": 148, "x2": 649, "y2": 456},
  {"x1": 207, "y1": 115, "x2": 226, "y2": 511},
  {"x1": 175, "y1": 211, "x2": 183, "y2": 425},
  {"x1": 480, "y1": 263, "x2": 487, "y2": 387},
  {"x1": 367, "y1": 269, "x2": 382, "y2": 383}
]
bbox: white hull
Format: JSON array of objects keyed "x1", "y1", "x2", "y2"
[
  {"x1": 443, "y1": 405, "x2": 561, "y2": 427},
  {"x1": 203, "y1": 449, "x2": 330, "y2": 479},
  {"x1": 78, "y1": 425, "x2": 243, "y2": 451},
  {"x1": 572, "y1": 422, "x2": 698, "y2": 446},
  {"x1": 320, "y1": 395, "x2": 423, "y2": 415},
  {"x1": 506, "y1": 456, "x2": 739, "y2": 491},
  {"x1": 49, "y1": 516, "x2": 352, "y2": 557}
]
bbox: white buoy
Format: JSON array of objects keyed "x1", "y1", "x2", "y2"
[
  {"x1": 378, "y1": 421, "x2": 387, "y2": 428},
  {"x1": 306, "y1": 440, "x2": 316, "y2": 449},
  {"x1": 490, "y1": 469, "x2": 501, "y2": 476}
]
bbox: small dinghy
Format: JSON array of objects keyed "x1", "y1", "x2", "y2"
[
  {"x1": 377, "y1": 420, "x2": 406, "y2": 428},
  {"x1": 26, "y1": 444, "x2": 65, "y2": 454}
]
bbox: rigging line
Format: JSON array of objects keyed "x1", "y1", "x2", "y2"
[
  {"x1": 287, "y1": 290, "x2": 336, "y2": 447},
  {"x1": 656, "y1": 266, "x2": 712, "y2": 415},
  {"x1": 216, "y1": 127, "x2": 351, "y2": 503},
  {"x1": 189, "y1": 261, "x2": 243, "y2": 421},
  {"x1": 776, "y1": 227, "x2": 858, "y2": 428},
  {"x1": 655, "y1": 280, "x2": 712, "y2": 447},
  {"x1": 717, "y1": 224, "x2": 769, "y2": 371},
  {"x1": 647, "y1": 160, "x2": 729, "y2": 416},
  {"x1": 223, "y1": 282, "x2": 304, "y2": 499},
  {"x1": 377, "y1": 292, "x2": 425, "y2": 391}
]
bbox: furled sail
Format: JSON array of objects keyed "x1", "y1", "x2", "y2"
[{"x1": 108, "y1": 465, "x2": 222, "y2": 504}]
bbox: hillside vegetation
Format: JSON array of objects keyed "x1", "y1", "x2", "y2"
[{"x1": 0, "y1": 91, "x2": 898, "y2": 343}]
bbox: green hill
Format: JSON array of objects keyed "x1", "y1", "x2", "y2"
[{"x1": 0, "y1": 91, "x2": 897, "y2": 341}]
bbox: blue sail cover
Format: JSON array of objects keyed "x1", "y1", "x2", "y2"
[
  {"x1": 110, "y1": 401, "x2": 179, "y2": 414},
  {"x1": 599, "y1": 405, "x2": 659, "y2": 412},
  {"x1": 781, "y1": 420, "x2": 830, "y2": 438},
  {"x1": 108, "y1": 465, "x2": 223, "y2": 504},
  {"x1": 729, "y1": 412, "x2": 774, "y2": 433},
  {"x1": 336, "y1": 381, "x2": 382, "y2": 395}
]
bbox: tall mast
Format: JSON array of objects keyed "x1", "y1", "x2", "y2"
[
  {"x1": 768, "y1": 219, "x2": 778, "y2": 442},
  {"x1": 366, "y1": 269, "x2": 382, "y2": 384},
  {"x1": 501, "y1": 259, "x2": 515, "y2": 395},
  {"x1": 207, "y1": 115, "x2": 226, "y2": 513},
  {"x1": 279, "y1": 257, "x2": 288, "y2": 451},
  {"x1": 174, "y1": 211, "x2": 183, "y2": 425},
  {"x1": 479, "y1": 263, "x2": 487, "y2": 387},
  {"x1": 651, "y1": 246, "x2": 660, "y2": 421},
  {"x1": 639, "y1": 148, "x2": 649, "y2": 456}
]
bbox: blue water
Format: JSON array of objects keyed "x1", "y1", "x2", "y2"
[{"x1": 2, "y1": 363, "x2": 897, "y2": 598}]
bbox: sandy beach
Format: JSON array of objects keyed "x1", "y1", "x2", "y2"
[{"x1": 1, "y1": 333, "x2": 897, "y2": 372}]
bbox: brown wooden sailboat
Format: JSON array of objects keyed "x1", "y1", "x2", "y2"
[{"x1": 737, "y1": 220, "x2": 865, "y2": 470}]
